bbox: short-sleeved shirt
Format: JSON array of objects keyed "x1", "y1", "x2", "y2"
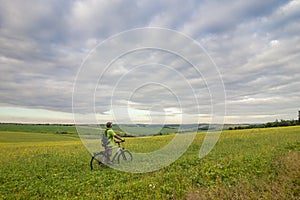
[{"x1": 105, "y1": 128, "x2": 116, "y2": 145}]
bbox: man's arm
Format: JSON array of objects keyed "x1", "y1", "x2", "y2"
[{"x1": 114, "y1": 134, "x2": 124, "y2": 142}]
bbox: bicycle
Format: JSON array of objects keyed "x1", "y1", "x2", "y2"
[{"x1": 90, "y1": 140, "x2": 132, "y2": 170}]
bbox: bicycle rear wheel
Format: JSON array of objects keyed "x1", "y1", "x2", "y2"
[
  {"x1": 90, "y1": 152, "x2": 106, "y2": 170},
  {"x1": 117, "y1": 150, "x2": 132, "y2": 164}
]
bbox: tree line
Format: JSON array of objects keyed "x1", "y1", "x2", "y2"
[{"x1": 229, "y1": 119, "x2": 300, "y2": 130}]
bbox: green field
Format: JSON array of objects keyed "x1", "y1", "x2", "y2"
[
  {"x1": 0, "y1": 126, "x2": 299, "y2": 199},
  {"x1": 0, "y1": 123, "x2": 179, "y2": 137},
  {"x1": 0, "y1": 124, "x2": 78, "y2": 135}
]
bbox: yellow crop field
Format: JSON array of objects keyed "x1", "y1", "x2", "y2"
[{"x1": 0, "y1": 126, "x2": 299, "y2": 199}]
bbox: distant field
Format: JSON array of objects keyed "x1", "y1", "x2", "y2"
[
  {"x1": 0, "y1": 126, "x2": 299, "y2": 199},
  {"x1": 0, "y1": 131, "x2": 78, "y2": 143},
  {"x1": 0, "y1": 124, "x2": 78, "y2": 134},
  {"x1": 0, "y1": 123, "x2": 180, "y2": 136},
  {"x1": 0, "y1": 123, "x2": 235, "y2": 137}
]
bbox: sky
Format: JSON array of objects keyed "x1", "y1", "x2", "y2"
[{"x1": 0, "y1": 0, "x2": 299, "y2": 124}]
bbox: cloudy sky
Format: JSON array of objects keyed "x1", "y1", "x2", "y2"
[{"x1": 0, "y1": 0, "x2": 299, "y2": 124}]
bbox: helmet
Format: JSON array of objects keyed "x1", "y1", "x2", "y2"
[{"x1": 106, "y1": 122, "x2": 113, "y2": 128}]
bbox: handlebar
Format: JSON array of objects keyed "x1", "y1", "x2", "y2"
[{"x1": 115, "y1": 139, "x2": 125, "y2": 144}]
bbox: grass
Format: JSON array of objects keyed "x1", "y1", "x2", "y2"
[
  {"x1": 0, "y1": 124, "x2": 78, "y2": 135},
  {"x1": 0, "y1": 126, "x2": 299, "y2": 199},
  {"x1": 0, "y1": 131, "x2": 78, "y2": 143},
  {"x1": 0, "y1": 123, "x2": 189, "y2": 137}
]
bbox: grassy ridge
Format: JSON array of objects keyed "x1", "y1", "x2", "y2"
[
  {"x1": 0, "y1": 124, "x2": 178, "y2": 136},
  {"x1": 0, "y1": 124, "x2": 78, "y2": 134},
  {"x1": 0, "y1": 126, "x2": 299, "y2": 199},
  {"x1": 0, "y1": 131, "x2": 78, "y2": 143}
]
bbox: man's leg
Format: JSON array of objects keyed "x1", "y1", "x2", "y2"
[{"x1": 105, "y1": 147, "x2": 112, "y2": 164}]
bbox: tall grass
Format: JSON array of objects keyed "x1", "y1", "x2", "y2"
[{"x1": 0, "y1": 126, "x2": 299, "y2": 199}]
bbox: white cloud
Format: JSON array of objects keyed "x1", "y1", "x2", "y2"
[{"x1": 0, "y1": 0, "x2": 299, "y2": 123}]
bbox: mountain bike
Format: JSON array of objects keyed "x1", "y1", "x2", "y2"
[{"x1": 90, "y1": 140, "x2": 132, "y2": 170}]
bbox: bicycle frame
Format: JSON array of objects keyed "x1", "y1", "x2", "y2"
[
  {"x1": 109, "y1": 142, "x2": 126, "y2": 163},
  {"x1": 90, "y1": 141, "x2": 132, "y2": 170},
  {"x1": 110, "y1": 145, "x2": 123, "y2": 163}
]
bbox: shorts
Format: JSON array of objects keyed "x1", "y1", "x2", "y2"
[{"x1": 105, "y1": 146, "x2": 113, "y2": 157}]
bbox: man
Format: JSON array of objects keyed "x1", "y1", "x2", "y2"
[{"x1": 103, "y1": 122, "x2": 124, "y2": 164}]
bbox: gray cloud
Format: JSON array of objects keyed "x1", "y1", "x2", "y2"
[{"x1": 0, "y1": 0, "x2": 299, "y2": 123}]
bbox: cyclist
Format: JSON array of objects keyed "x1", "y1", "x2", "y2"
[{"x1": 103, "y1": 122, "x2": 125, "y2": 164}]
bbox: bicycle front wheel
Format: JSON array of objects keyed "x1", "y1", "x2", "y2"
[
  {"x1": 90, "y1": 152, "x2": 106, "y2": 170},
  {"x1": 117, "y1": 150, "x2": 132, "y2": 164}
]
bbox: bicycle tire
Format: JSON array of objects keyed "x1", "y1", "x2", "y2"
[
  {"x1": 90, "y1": 152, "x2": 106, "y2": 170},
  {"x1": 117, "y1": 150, "x2": 132, "y2": 164}
]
